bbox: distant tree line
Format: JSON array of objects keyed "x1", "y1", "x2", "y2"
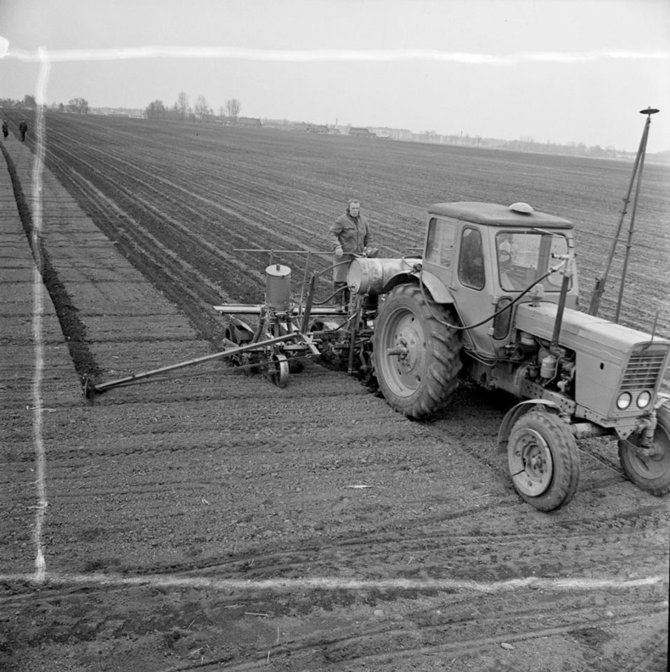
[
  {"x1": 63, "y1": 97, "x2": 90, "y2": 114},
  {"x1": 0, "y1": 94, "x2": 37, "y2": 109},
  {"x1": 145, "y1": 92, "x2": 241, "y2": 123},
  {"x1": 1, "y1": 95, "x2": 90, "y2": 114},
  {"x1": 5, "y1": 92, "x2": 664, "y2": 162}
]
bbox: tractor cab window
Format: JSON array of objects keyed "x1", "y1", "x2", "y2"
[
  {"x1": 458, "y1": 227, "x2": 485, "y2": 290},
  {"x1": 496, "y1": 231, "x2": 570, "y2": 292},
  {"x1": 425, "y1": 217, "x2": 456, "y2": 267}
]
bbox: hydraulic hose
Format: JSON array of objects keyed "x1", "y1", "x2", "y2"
[{"x1": 416, "y1": 261, "x2": 565, "y2": 332}]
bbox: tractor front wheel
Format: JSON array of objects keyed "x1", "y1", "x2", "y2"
[
  {"x1": 507, "y1": 410, "x2": 580, "y2": 512},
  {"x1": 618, "y1": 404, "x2": 670, "y2": 496},
  {"x1": 373, "y1": 283, "x2": 461, "y2": 419}
]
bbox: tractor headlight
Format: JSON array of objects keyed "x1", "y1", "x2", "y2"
[
  {"x1": 636, "y1": 391, "x2": 652, "y2": 409},
  {"x1": 616, "y1": 392, "x2": 632, "y2": 410}
]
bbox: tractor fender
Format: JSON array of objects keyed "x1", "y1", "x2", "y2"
[
  {"x1": 497, "y1": 399, "x2": 562, "y2": 453},
  {"x1": 411, "y1": 269, "x2": 455, "y2": 304}
]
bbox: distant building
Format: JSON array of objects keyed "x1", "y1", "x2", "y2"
[
  {"x1": 223, "y1": 116, "x2": 262, "y2": 127},
  {"x1": 91, "y1": 107, "x2": 144, "y2": 118},
  {"x1": 306, "y1": 124, "x2": 329, "y2": 134},
  {"x1": 237, "y1": 117, "x2": 262, "y2": 127},
  {"x1": 349, "y1": 126, "x2": 376, "y2": 137},
  {"x1": 371, "y1": 127, "x2": 413, "y2": 141}
]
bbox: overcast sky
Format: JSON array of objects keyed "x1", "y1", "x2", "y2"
[{"x1": 1, "y1": 0, "x2": 669, "y2": 152}]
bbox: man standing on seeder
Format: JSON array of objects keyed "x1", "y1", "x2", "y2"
[{"x1": 329, "y1": 199, "x2": 376, "y2": 308}]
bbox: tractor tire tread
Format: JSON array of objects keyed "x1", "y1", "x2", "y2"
[
  {"x1": 618, "y1": 404, "x2": 670, "y2": 496},
  {"x1": 374, "y1": 283, "x2": 462, "y2": 420},
  {"x1": 509, "y1": 409, "x2": 580, "y2": 512}
]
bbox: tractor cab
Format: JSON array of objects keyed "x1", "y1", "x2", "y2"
[{"x1": 423, "y1": 201, "x2": 579, "y2": 356}]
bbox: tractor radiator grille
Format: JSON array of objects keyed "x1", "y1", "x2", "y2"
[{"x1": 621, "y1": 350, "x2": 667, "y2": 390}]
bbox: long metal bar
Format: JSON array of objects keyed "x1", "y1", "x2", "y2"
[
  {"x1": 587, "y1": 132, "x2": 644, "y2": 315},
  {"x1": 89, "y1": 332, "x2": 302, "y2": 394},
  {"x1": 347, "y1": 311, "x2": 358, "y2": 375},
  {"x1": 614, "y1": 111, "x2": 654, "y2": 322},
  {"x1": 588, "y1": 107, "x2": 658, "y2": 316},
  {"x1": 299, "y1": 249, "x2": 311, "y2": 307},
  {"x1": 301, "y1": 273, "x2": 317, "y2": 333},
  {"x1": 213, "y1": 304, "x2": 344, "y2": 316},
  {"x1": 213, "y1": 304, "x2": 265, "y2": 314},
  {"x1": 234, "y1": 249, "x2": 332, "y2": 255}
]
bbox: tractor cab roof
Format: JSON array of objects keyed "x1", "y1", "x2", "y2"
[{"x1": 428, "y1": 202, "x2": 573, "y2": 229}]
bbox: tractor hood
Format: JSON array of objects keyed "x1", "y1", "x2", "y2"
[
  {"x1": 516, "y1": 302, "x2": 670, "y2": 417},
  {"x1": 515, "y1": 302, "x2": 668, "y2": 352}
]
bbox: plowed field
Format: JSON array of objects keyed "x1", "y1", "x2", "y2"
[{"x1": 1, "y1": 111, "x2": 668, "y2": 672}]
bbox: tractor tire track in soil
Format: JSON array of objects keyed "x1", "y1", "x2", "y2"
[
  {"x1": 0, "y1": 137, "x2": 102, "y2": 383},
  {"x1": 1, "y1": 111, "x2": 668, "y2": 671},
  {"x1": 1, "y1": 576, "x2": 666, "y2": 672}
]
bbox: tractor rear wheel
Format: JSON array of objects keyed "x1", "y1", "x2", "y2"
[
  {"x1": 373, "y1": 283, "x2": 461, "y2": 419},
  {"x1": 618, "y1": 404, "x2": 670, "y2": 496},
  {"x1": 507, "y1": 409, "x2": 580, "y2": 512}
]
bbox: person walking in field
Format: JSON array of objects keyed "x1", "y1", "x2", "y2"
[
  {"x1": 329, "y1": 199, "x2": 375, "y2": 307},
  {"x1": 2, "y1": 120, "x2": 8, "y2": 139},
  {"x1": 18, "y1": 120, "x2": 28, "y2": 141}
]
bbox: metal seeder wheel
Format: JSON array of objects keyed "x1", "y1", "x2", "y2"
[{"x1": 267, "y1": 352, "x2": 290, "y2": 388}]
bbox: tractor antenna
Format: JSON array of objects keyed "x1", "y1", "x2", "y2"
[{"x1": 588, "y1": 107, "x2": 659, "y2": 320}]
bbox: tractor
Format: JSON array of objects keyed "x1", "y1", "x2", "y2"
[
  {"x1": 338, "y1": 201, "x2": 670, "y2": 511},
  {"x1": 86, "y1": 200, "x2": 670, "y2": 512}
]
